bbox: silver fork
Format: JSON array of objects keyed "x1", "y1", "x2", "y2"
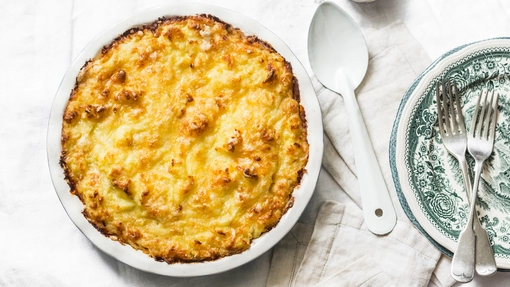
[
  {"x1": 435, "y1": 79, "x2": 497, "y2": 283},
  {"x1": 451, "y1": 88, "x2": 499, "y2": 282}
]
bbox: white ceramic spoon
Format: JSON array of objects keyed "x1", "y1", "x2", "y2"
[{"x1": 308, "y1": 1, "x2": 397, "y2": 235}]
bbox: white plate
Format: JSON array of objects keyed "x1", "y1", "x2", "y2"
[{"x1": 47, "y1": 3, "x2": 323, "y2": 277}]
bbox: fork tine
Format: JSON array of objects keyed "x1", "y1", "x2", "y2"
[
  {"x1": 436, "y1": 81, "x2": 446, "y2": 137},
  {"x1": 453, "y1": 80, "x2": 466, "y2": 133},
  {"x1": 442, "y1": 78, "x2": 452, "y2": 136},
  {"x1": 488, "y1": 93, "x2": 499, "y2": 143},
  {"x1": 448, "y1": 79, "x2": 459, "y2": 134},
  {"x1": 481, "y1": 90, "x2": 495, "y2": 140},
  {"x1": 470, "y1": 90, "x2": 484, "y2": 138}
]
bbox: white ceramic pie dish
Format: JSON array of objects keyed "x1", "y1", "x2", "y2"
[{"x1": 47, "y1": 3, "x2": 323, "y2": 277}]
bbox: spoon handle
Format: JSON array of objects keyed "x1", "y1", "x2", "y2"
[{"x1": 338, "y1": 75, "x2": 397, "y2": 235}]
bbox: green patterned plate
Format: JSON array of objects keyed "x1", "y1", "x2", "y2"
[{"x1": 390, "y1": 38, "x2": 510, "y2": 269}]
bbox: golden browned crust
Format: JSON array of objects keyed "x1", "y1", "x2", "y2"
[{"x1": 60, "y1": 14, "x2": 308, "y2": 263}]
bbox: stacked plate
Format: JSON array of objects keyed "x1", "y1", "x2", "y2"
[{"x1": 391, "y1": 38, "x2": 510, "y2": 269}]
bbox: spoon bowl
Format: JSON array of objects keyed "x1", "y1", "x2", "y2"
[
  {"x1": 308, "y1": 1, "x2": 397, "y2": 235},
  {"x1": 308, "y1": 2, "x2": 368, "y2": 91}
]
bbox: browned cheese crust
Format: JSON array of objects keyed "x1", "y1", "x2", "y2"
[{"x1": 60, "y1": 14, "x2": 309, "y2": 263}]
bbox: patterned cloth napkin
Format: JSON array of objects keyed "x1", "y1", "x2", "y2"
[{"x1": 266, "y1": 21, "x2": 458, "y2": 287}]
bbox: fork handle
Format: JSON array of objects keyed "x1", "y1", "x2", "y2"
[
  {"x1": 452, "y1": 158, "x2": 476, "y2": 282},
  {"x1": 452, "y1": 160, "x2": 497, "y2": 282},
  {"x1": 465, "y1": 160, "x2": 497, "y2": 276},
  {"x1": 451, "y1": 216, "x2": 476, "y2": 282}
]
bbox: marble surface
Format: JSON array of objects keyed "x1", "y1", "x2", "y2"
[{"x1": 2, "y1": 0, "x2": 510, "y2": 286}]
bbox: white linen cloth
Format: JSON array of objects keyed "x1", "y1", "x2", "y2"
[
  {"x1": 266, "y1": 21, "x2": 454, "y2": 287},
  {"x1": 268, "y1": 203, "x2": 441, "y2": 286},
  {"x1": 3, "y1": 0, "x2": 510, "y2": 286}
]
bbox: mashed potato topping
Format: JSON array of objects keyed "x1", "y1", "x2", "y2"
[{"x1": 60, "y1": 15, "x2": 309, "y2": 263}]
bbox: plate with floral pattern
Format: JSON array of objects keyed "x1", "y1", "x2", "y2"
[{"x1": 390, "y1": 38, "x2": 510, "y2": 269}]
